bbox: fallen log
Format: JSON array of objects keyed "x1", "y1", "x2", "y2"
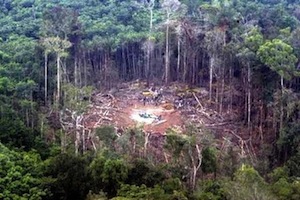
[
  {"x1": 205, "y1": 122, "x2": 230, "y2": 127},
  {"x1": 102, "y1": 116, "x2": 112, "y2": 121},
  {"x1": 153, "y1": 119, "x2": 167, "y2": 126},
  {"x1": 192, "y1": 92, "x2": 203, "y2": 110}
]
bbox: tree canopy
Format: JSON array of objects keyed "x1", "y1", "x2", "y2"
[{"x1": 1, "y1": 0, "x2": 300, "y2": 199}]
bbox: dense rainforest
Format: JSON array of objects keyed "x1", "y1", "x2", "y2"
[{"x1": 1, "y1": 0, "x2": 300, "y2": 199}]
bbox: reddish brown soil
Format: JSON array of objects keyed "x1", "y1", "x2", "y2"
[
  {"x1": 113, "y1": 99, "x2": 183, "y2": 134},
  {"x1": 84, "y1": 82, "x2": 241, "y2": 143}
]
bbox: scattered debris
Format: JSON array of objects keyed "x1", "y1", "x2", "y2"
[
  {"x1": 83, "y1": 81, "x2": 239, "y2": 136},
  {"x1": 60, "y1": 81, "x2": 246, "y2": 158}
]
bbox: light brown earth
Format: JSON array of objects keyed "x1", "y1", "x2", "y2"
[
  {"x1": 112, "y1": 99, "x2": 183, "y2": 133},
  {"x1": 84, "y1": 81, "x2": 241, "y2": 140},
  {"x1": 73, "y1": 81, "x2": 259, "y2": 161}
]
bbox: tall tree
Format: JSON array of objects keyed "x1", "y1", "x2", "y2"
[
  {"x1": 60, "y1": 83, "x2": 93, "y2": 154},
  {"x1": 237, "y1": 27, "x2": 263, "y2": 134},
  {"x1": 41, "y1": 6, "x2": 79, "y2": 105},
  {"x1": 165, "y1": 126, "x2": 214, "y2": 189},
  {"x1": 204, "y1": 29, "x2": 225, "y2": 102},
  {"x1": 162, "y1": 0, "x2": 181, "y2": 84},
  {"x1": 144, "y1": 0, "x2": 155, "y2": 84},
  {"x1": 42, "y1": 37, "x2": 72, "y2": 106},
  {"x1": 258, "y1": 39, "x2": 298, "y2": 136}
]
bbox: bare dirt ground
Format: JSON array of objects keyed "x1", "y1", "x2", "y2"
[
  {"x1": 84, "y1": 86, "x2": 185, "y2": 134},
  {"x1": 113, "y1": 100, "x2": 183, "y2": 133},
  {"x1": 63, "y1": 80, "x2": 259, "y2": 163},
  {"x1": 84, "y1": 81, "x2": 240, "y2": 139}
]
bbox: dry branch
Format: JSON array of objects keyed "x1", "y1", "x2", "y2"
[
  {"x1": 65, "y1": 81, "x2": 245, "y2": 162},
  {"x1": 192, "y1": 92, "x2": 203, "y2": 110},
  {"x1": 153, "y1": 119, "x2": 167, "y2": 126}
]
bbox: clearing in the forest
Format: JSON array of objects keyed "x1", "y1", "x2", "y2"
[{"x1": 84, "y1": 81, "x2": 239, "y2": 139}]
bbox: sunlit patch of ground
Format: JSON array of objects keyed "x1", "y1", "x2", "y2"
[
  {"x1": 130, "y1": 107, "x2": 164, "y2": 124},
  {"x1": 114, "y1": 100, "x2": 183, "y2": 133}
]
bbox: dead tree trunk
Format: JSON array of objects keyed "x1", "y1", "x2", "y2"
[
  {"x1": 144, "y1": 132, "x2": 150, "y2": 157},
  {"x1": 189, "y1": 144, "x2": 203, "y2": 189},
  {"x1": 219, "y1": 64, "x2": 225, "y2": 114},
  {"x1": 247, "y1": 62, "x2": 251, "y2": 134},
  {"x1": 44, "y1": 52, "x2": 48, "y2": 105},
  {"x1": 280, "y1": 75, "x2": 284, "y2": 137},
  {"x1": 165, "y1": 12, "x2": 170, "y2": 84},
  {"x1": 183, "y1": 47, "x2": 187, "y2": 82},
  {"x1": 209, "y1": 56, "x2": 214, "y2": 102},
  {"x1": 177, "y1": 38, "x2": 181, "y2": 81},
  {"x1": 56, "y1": 54, "x2": 61, "y2": 105}
]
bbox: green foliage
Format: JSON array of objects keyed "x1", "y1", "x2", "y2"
[
  {"x1": 62, "y1": 83, "x2": 93, "y2": 113},
  {"x1": 164, "y1": 133, "x2": 187, "y2": 161},
  {"x1": 42, "y1": 36, "x2": 72, "y2": 56},
  {"x1": 0, "y1": 35, "x2": 39, "y2": 143},
  {"x1": 217, "y1": 145, "x2": 240, "y2": 178},
  {"x1": 269, "y1": 167, "x2": 289, "y2": 183},
  {"x1": 115, "y1": 127, "x2": 145, "y2": 154},
  {"x1": 0, "y1": 108, "x2": 37, "y2": 149},
  {"x1": 89, "y1": 154, "x2": 106, "y2": 192},
  {"x1": 271, "y1": 178, "x2": 294, "y2": 199},
  {"x1": 44, "y1": 153, "x2": 91, "y2": 200},
  {"x1": 80, "y1": 0, "x2": 152, "y2": 50},
  {"x1": 127, "y1": 159, "x2": 165, "y2": 187},
  {"x1": 241, "y1": 27, "x2": 264, "y2": 58},
  {"x1": 116, "y1": 184, "x2": 165, "y2": 200},
  {"x1": 42, "y1": 6, "x2": 79, "y2": 39},
  {"x1": 224, "y1": 165, "x2": 274, "y2": 200},
  {"x1": 201, "y1": 147, "x2": 217, "y2": 174},
  {"x1": 102, "y1": 159, "x2": 129, "y2": 187},
  {"x1": 234, "y1": 165, "x2": 265, "y2": 185},
  {"x1": 1, "y1": 1, "x2": 300, "y2": 200},
  {"x1": 193, "y1": 180, "x2": 225, "y2": 200},
  {"x1": 89, "y1": 153, "x2": 129, "y2": 198},
  {"x1": 258, "y1": 39, "x2": 298, "y2": 80},
  {"x1": 286, "y1": 152, "x2": 300, "y2": 177},
  {"x1": 290, "y1": 28, "x2": 300, "y2": 57},
  {"x1": 85, "y1": 191, "x2": 108, "y2": 200},
  {"x1": 0, "y1": 143, "x2": 47, "y2": 199},
  {"x1": 116, "y1": 183, "x2": 187, "y2": 200},
  {"x1": 96, "y1": 126, "x2": 117, "y2": 150},
  {"x1": 161, "y1": 178, "x2": 185, "y2": 195},
  {"x1": 274, "y1": 89, "x2": 300, "y2": 161},
  {"x1": 269, "y1": 167, "x2": 300, "y2": 200}
]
